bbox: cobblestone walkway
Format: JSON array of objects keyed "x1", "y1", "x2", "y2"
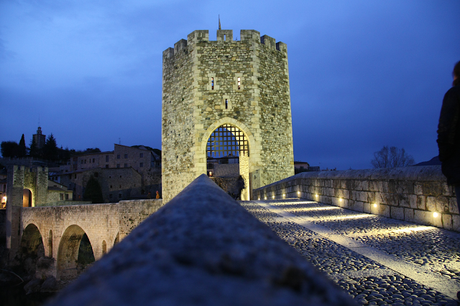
[{"x1": 241, "y1": 199, "x2": 460, "y2": 306}]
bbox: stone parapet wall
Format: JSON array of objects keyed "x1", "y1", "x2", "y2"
[{"x1": 254, "y1": 166, "x2": 459, "y2": 232}]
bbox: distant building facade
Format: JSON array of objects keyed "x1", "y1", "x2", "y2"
[{"x1": 52, "y1": 144, "x2": 161, "y2": 202}]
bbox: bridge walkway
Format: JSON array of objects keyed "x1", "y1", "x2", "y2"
[{"x1": 241, "y1": 199, "x2": 460, "y2": 306}]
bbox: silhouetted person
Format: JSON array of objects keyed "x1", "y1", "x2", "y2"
[
  {"x1": 437, "y1": 60, "x2": 460, "y2": 221},
  {"x1": 233, "y1": 175, "x2": 245, "y2": 200}
]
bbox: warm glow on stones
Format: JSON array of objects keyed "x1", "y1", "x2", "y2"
[{"x1": 393, "y1": 226, "x2": 433, "y2": 233}]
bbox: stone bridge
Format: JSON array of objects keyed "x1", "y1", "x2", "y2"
[{"x1": 18, "y1": 199, "x2": 162, "y2": 280}]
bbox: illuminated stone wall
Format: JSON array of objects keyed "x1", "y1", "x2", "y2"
[
  {"x1": 254, "y1": 166, "x2": 460, "y2": 232},
  {"x1": 162, "y1": 29, "x2": 294, "y2": 202}
]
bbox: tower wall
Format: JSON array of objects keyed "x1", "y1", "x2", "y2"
[{"x1": 162, "y1": 29, "x2": 294, "y2": 202}]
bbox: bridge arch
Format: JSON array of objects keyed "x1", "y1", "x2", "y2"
[
  {"x1": 20, "y1": 223, "x2": 44, "y2": 260},
  {"x1": 201, "y1": 117, "x2": 259, "y2": 200},
  {"x1": 57, "y1": 225, "x2": 95, "y2": 280}
]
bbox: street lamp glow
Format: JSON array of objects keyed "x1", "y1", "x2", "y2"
[
  {"x1": 373, "y1": 203, "x2": 378, "y2": 208},
  {"x1": 433, "y1": 212, "x2": 439, "y2": 218}
]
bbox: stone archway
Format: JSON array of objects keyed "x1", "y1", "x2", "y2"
[
  {"x1": 203, "y1": 119, "x2": 256, "y2": 200},
  {"x1": 57, "y1": 225, "x2": 95, "y2": 280},
  {"x1": 20, "y1": 224, "x2": 44, "y2": 275}
]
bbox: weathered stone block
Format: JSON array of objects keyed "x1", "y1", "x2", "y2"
[
  {"x1": 408, "y1": 195, "x2": 417, "y2": 209},
  {"x1": 404, "y1": 208, "x2": 414, "y2": 222},
  {"x1": 363, "y1": 203, "x2": 371, "y2": 213},
  {"x1": 378, "y1": 204, "x2": 390, "y2": 217},
  {"x1": 391, "y1": 207, "x2": 404, "y2": 220},
  {"x1": 414, "y1": 210, "x2": 431, "y2": 226},
  {"x1": 398, "y1": 194, "x2": 410, "y2": 208},
  {"x1": 354, "y1": 201, "x2": 364, "y2": 212},
  {"x1": 449, "y1": 198, "x2": 459, "y2": 214},
  {"x1": 442, "y1": 214, "x2": 453, "y2": 230},
  {"x1": 416, "y1": 196, "x2": 426, "y2": 210},
  {"x1": 414, "y1": 183, "x2": 423, "y2": 195},
  {"x1": 453, "y1": 215, "x2": 460, "y2": 232},
  {"x1": 426, "y1": 197, "x2": 437, "y2": 212}
]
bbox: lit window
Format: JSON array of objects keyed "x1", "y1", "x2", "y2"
[{"x1": 237, "y1": 77, "x2": 241, "y2": 90}]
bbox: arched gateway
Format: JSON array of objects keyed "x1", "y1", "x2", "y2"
[{"x1": 162, "y1": 29, "x2": 294, "y2": 202}]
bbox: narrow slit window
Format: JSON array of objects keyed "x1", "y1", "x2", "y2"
[
  {"x1": 211, "y1": 77, "x2": 214, "y2": 90},
  {"x1": 237, "y1": 77, "x2": 241, "y2": 90},
  {"x1": 223, "y1": 34, "x2": 226, "y2": 41},
  {"x1": 225, "y1": 99, "x2": 228, "y2": 109}
]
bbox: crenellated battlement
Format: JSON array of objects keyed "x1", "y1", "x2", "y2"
[{"x1": 163, "y1": 29, "x2": 287, "y2": 59}]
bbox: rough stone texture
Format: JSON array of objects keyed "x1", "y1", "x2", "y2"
[
  {"x1": 19, "y1": 199, "x2": 163, "y2": 280},
  {"x1": 254, "y1": 166, "x2": 459, "y2": 232},
  {"x1": 46, "y1": 175, "x2": 354, "y2": 306},
  {"x1": 162, "y1": 29, "x2": 294, "y2": 203}
]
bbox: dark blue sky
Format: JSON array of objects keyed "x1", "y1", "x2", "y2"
[{"x1": 1, "y1": 1, "x2": 459, "y2": 170}]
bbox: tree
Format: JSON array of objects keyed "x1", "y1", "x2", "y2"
[
  {"x1": 371, "y1": 146, "x2": 415, "y2": 168},
  {"x1": 29, "y1": 138, "x2": 39, "y2": 158},
  {"x1": 1, "y1": 141, "x2": 20, "y2": 158},
  {"x1": 43, "y1": 134, "x2": 58, "y2": 161},
  {"x1": 18, "y1": 134, "x2": 27, "y2": 157},
  {"x1": 83, "y1": 176, "x2": 104, "y2": 203}
]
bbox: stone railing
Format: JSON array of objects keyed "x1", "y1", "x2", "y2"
[
  {"x1": 254, "y1": 166, "x2": 459, "y2": 232},
  {"x1": 46, "y1": 175, "x2": 354, "y2": 306}
]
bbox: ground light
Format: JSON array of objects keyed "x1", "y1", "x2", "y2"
[{"x1": 297, "y1": 191, "x2": 300, "y2": 197}]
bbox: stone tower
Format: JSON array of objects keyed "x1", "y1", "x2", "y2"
[{"x1": 162, "y1": 29, "x2": 294, "y2": 203}]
